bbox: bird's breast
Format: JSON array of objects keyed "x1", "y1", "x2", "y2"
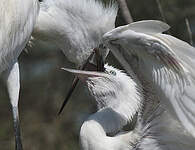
[{"x1": 0, "y1": 0, "x2": 39, "y2": 73}]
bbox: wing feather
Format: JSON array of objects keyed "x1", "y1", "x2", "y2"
[
  {"x1": 134, "y1": 106, "x2": 195, "y2": 150},
  {"x1": 103, "y1": 20, "x2": 195, "y2": 138},
  {"x1": 154, "y1": 34, "x2": 195, "y2": 77},
  {"x1": 127, "y1": 20, "x2": 170, "y2": 34}
]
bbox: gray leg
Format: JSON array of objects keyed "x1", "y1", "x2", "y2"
[{"x1": 5, "y1": 62, "x2": 23, "y2": 150}]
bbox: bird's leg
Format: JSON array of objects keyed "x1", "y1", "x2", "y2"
[{"x1": 4, "y1": 62, "x2": 23, "y2": 150}]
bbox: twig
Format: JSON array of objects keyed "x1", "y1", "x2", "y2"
[
  {"x1": 117, "y1": 0, "x2": 133, "y2": 23},
  {"x1": 155, "y1": 0, "x2": 171, "y2": 34},
  {"x1": 185, "y1": 18, "x2": 193, "y2": 45}
]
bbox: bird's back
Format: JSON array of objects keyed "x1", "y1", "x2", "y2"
[{"x1": 0, "y1": 0, "x2": 39, "y2": 73}]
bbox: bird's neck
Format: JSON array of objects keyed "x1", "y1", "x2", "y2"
[{"x1": 80, "y1": 108, "x2": 132, "y2": 150}]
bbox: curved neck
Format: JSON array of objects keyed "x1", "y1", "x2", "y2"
[{"x1": 80, "y1": 108, "x2": 132, "y2": 150}]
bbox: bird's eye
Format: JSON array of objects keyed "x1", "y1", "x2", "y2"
[{"x1": 109, "y1": 70, "x2": 116, "y2": 76}]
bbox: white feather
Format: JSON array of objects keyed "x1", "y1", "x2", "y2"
[
  {"x1": 133, "y1": 106, "x2": 195, "y2": 150},
  {"x1": 32, "y1": 0, "x2": 117, "y2": 65},
  {"x1": 63, "y1": 65, "x2": 143, "y2": 150},
  {"x1": 127, "y1": 20, "x2": 170, "y2": 34},
  {"x1": 103, "y1": 20, "x2": 195, "y2": 138}
]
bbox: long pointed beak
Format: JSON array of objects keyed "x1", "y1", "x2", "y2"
[
  {"x1": 58, "y1": 77, "x2": 79, "y2": 115},
  {"x1": 58, "y1": 48, "x2": 105, "y2": 115},
  {"x1": 61, "y1": 68, "x2": 107, "y2": 79}
]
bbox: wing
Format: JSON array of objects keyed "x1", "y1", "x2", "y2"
[
  {"x1": 127, "y1": 20, "x2": 170, "y2": 34},
  {"x1": 103, "y1": 20, "x2": 195, "y2": 137},
  {"x1": 153, "y1": 33, "x2": 195, "y2": 77},
  {"x1": 133, "y1": 106, "x2": 195, "y2": 150}
]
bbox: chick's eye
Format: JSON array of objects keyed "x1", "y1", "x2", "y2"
[{"x1": 110, "y1": 70, "x2": 116, "y2": 76}]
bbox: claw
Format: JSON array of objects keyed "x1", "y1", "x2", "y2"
[{"x1": 12, "y1": 106, "x2": 23, "y2": 150}]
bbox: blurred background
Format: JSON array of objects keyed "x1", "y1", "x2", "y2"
[{"x1": 0, "y1": 0, "x2": 195, "y2": 149}]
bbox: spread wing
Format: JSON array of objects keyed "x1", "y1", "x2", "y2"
[{"x1": 102, "y1": 20, "x2": 195, "y2": 137}]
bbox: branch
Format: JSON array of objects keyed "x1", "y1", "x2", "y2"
[
  {"x1": 156, "y1": 0, "x2": 166, "y2": 23},
  {"x1": 117, "y1": 0, "x2": 133, "y2": 24},
  {"x1": 155, "y1": 0, "x2": 171, "y2": 34},
  {"x1": 185, "y1": 18, "x2": 193, "y2": 45}
]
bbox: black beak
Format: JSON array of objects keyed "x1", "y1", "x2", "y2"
[
  {"x1": 94, "y1": 48, "x2": 105, "y2": 72},
  {"x1": 58, "y1": 48, "x2": 105, "y2": 115}
]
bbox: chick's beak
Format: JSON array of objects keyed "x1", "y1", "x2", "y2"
[{"x1": 58, "y1": 47, "x2": 105, "y2": 115}]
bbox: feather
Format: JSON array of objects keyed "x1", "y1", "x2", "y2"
[
  {"x1": 127, "y1": 20, "x2": 170, "y2": 34},
  {"x1": 103, "y1": 20, "x2": 195, "y2": 138},
  {"x1": 31, "y1": 0, "x2": 117, "y2": 65}
]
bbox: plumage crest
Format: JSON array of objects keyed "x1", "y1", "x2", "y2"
[{"x1": 86, "y1": 64, "x2": 143, "y2": 122}]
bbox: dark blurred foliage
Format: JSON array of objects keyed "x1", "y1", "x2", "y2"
[{"x1": 0, "y1": 0, "x2": 195, "y2": 149}]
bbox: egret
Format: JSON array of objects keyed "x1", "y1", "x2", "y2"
[
  {"x1": 102, "y1": 20, "x2": 195, "y2": 138},
  {"x1": 0, "y1": 0, "x2": 39, "y2": 149},
  {"x1": 30, "y1": 0, "x2": 118, "y2": 114},
  {"x1": 32, "y1": 0, "x2": 117, "y2": 66},
  {"x1": 62, "y1": 65, "x2": 195, "y2": 150},
  {"x1": 33, "y1": 0, "x2": 195, "y2": 148}
]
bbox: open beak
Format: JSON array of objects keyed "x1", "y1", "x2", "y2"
[{"x1": 58, "y1": 48, "x2": 105, "y2": 115}]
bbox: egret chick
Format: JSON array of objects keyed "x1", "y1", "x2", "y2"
[
  {"x1": 62, "y1": 65, "x2": 195, "y2": 150},
  {"x1": 62, "y1": 64, "x2": 143, "y2": 150}
]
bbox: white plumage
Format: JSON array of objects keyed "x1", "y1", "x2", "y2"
[
  {"x1": 62, "y1": 65, "x2": 143, "y2": 150},
  {"x1": 32, "y1": 0, "x2": 117, "y2": 66},
  {"x1": 63, "y1": 64, "x2": 195, "y2": 150},
  {"x1": 24, "y1": 0, "x2": 195, "y2": 149},
  {"x1": 0, "y1": 0, "x2": 39, "y2": 73},
  {"x1": 0, "y1": 0, "x2": 39, "y2": 149},
  {"x1": 102, "y1": 20, "x2": 195, "y2": 138},
  {"x1": 133, "y1": 105, "x2": 195, "y2": 150}
]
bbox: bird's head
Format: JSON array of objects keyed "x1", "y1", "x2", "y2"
[{"x1": 61, "y1": 64, "x2": 142, "y2": 121}]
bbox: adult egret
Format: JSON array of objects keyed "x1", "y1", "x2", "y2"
[
  {"x1": 102, "y1": 20, "x2": 195, "y2": 138},
  {"x1": 62, "y1": 65, "x2": 195, "y2": 150},
  {"x1": 32, "y1": 0, "x2": 117, "y2": 66},
  {"x1": 0, "y1": 0, "x2": 39, "y2": 149}
]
